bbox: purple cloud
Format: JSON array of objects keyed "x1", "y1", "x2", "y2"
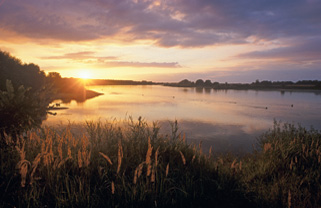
[
  {"x1": 42, "y1": 51, "x2": 118, "y2": 61},
  {"x1": 41, "y1": 50, "x2": 181, "y2": 68},
  {"x1": 0, "y1": 0, "x2": 320, "y2": 48},
  {"x1": 236, "y1": 37, "x2": 321, "y2": 63}
]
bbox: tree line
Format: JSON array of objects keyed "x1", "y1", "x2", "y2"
[{"x1": 164, "y1": 79, "x2": 321, "y2": 90}]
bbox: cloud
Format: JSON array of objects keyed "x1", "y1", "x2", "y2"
[
  {"x1": 204, "y1": 66, "x2": 321, "y2": 83},
  {"x1": 41, "y1": 51, "x2": 181, "y2": 68},
  {"x1": 42, "y1": 51, "x2": 118, "y2": 61},
  {"x1": 236, "y1": 38, "x2": 321, "y2": 63},
  {"x1": 0, "y1": 0, "x2": 320, "y2": 48},
  {"x1": 215, "y1": 68, "x2": 321, "y2": 83},
  {"x1": 102, "y1": 61, "x2": 181, "y2": 68}
]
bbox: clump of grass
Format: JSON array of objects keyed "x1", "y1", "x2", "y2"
[
  {"x1": 0, "y1": 118, "x2": 239, "y2": 207},
  {"x1": 241, "y1": 121, "x2": 321, "y2": 207}
]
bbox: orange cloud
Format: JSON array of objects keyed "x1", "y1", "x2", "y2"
[{"x1": 101, "y1": 61, "x2": 181, "y2": 68}]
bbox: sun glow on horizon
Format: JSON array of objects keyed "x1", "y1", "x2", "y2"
[{"x1": 77, "y1": 70, "x2": 92, "y2": 79}]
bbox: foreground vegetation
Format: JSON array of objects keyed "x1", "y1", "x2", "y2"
[{"x1": 1, "y1": 119, "x2": 320, "y2": 207}]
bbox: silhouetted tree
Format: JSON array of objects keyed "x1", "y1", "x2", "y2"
[
  {"x1": 195, "y1": 79, "x2": 204, "y2": 87},
  {"x1": 47, "y1": 72, "x2": 62, "y2": 80},
  {"x1": 0, "y1": 51, "x2": 52, "y2": 138},
  {"x1": 0, "y1": 51, "x2": 47, "y2": 92},
  {"x1": 204, "y1": 80, "x2": 212, "y2": 86},
  {"x1": 178, "y1": 79, "x2": 194, "y2": 87}
]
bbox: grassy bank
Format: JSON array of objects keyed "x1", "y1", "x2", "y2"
[{"x1": 1, "y1": 119, "x2": 320, "y2": 207}]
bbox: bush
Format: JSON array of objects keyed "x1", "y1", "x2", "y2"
[{"x1": 0, "y1": 80, "x2": 49, "y2": 137}]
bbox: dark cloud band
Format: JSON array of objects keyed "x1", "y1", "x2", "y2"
[{"x1": 1, "y1": 0, "x2": 320, "y2": 48}]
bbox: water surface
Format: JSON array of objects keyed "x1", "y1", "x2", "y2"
[{"x1": 44, "y1": 85, "x2": 321, "y2": 153}]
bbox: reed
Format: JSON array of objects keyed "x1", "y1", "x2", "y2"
[
  {"x1": 0, "y1": 119, "x2": 320, "y2": 207},
  {"x1": 0, "y1": 118, "x2": 222, "y2": 207},
  {"x1": 240, "y1": 121, "x2": 321, "y2": 207}
]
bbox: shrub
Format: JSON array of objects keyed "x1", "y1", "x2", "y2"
[{"x1": 0, "y1": 80, "x2": 49, "y2": 137}]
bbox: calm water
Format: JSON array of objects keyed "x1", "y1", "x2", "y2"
[{"x1": 43, "y1": 85, "x2": 321, "y2": 153}]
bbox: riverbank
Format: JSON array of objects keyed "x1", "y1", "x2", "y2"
[{"x1": 1, "y1": 120, "x2": 320, "y2": 207}]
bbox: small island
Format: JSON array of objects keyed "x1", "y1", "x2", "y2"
[{"x1": 47, "y1": 72, "x2": 104, "y2": 103}]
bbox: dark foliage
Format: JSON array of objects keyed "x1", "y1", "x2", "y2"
[
  {"x1": 0, "y1": 51, "x2": 52, "y2": 137},
  {"x1": 0, "y1": 51, "x2": 47, "y2": 92}
]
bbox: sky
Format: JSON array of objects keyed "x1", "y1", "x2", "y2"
[{"x1": 0, "y1": 0, "x2": 321, "y2": 83}]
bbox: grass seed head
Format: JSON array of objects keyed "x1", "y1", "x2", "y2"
[
  {"x1": 137, "y1": 162, "x2": 144, "y2": 178},
  {"x1": 151, "y1": 167, "x2": 156, "y2": 183},
  {"x1": 145, "y1": 138, "x2": 153, "y2": 165},
  {"x1": 20, "y1": 163, "x2": 29, "y2": 187},
  {"x1": 99, "y1": 152, "x2": 113, "y2": 165},
  {"x1": 208, "y1": 146, "x2": 212, "y2": 159},
  {"x1": 57, "y1": 157, "x2": 71, "y2": 169},
  {"x1": 290, "y1": 159, "x2": 293, "y2": 170},
  {"x1": 155, "y1": 146, "x2": 159, "y2": 167},
  {"x1": 133, "y1": 168, "x2": 138, "y2": 184},
  {"x1": 147, "y1": 163, "x2": 152, "y2": 177},
  {"x1": 166, "y1": 163, "x2": 169, "y2": 177},
  {"x1": 83, "y1": 149, "x2": 91, "y2": 167},
  {"x1": 231, "y1": 159, "x2": 236, "y2": 169},
  {"x1": 17, "y1": 160, "x2": 31, "y2": 188},
  {"x1": 117, "y1": 140, "x2": 123, "y2": 174},
  {"x1": 179, "y1": 151, "x2": 186, "y2": 165},
  {"x1": 68, "y1": 146, "x2": 72, "y2": 158},
  {"x1": 192, "y1": 155, "x2": 196, "y2": 163},
  {"x1": 264, "y1": 143, "x2": 272, "y2": 152},
  {"x1": 111, "y1": 181, "x2": 115, "y2": 194}
]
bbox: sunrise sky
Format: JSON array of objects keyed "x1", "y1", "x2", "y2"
[{"x1": 0, "y1": 0, "x2": 320, "y2": 82}]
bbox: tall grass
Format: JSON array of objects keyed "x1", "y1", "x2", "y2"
[
  {"x1": 0, "y1": 118, "x2": 241, "y2": 207},
  {"x1": 0, "y1": 119, "x2": 320, "y2": 207},
  {"x1": 241, "y1": 122, "x2": 321, "y2": 207}
]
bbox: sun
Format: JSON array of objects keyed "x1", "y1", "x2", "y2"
[{"x1": 78, "y1": 70, "x2": 91, "y2": 79}]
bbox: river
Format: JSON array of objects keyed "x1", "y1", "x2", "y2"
[{"x1": 43, "y1": 85, "x2": 321, "y2": 153}]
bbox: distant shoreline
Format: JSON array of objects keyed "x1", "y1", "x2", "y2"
[
  {"x1": 84, "y1": 79, "x2": 321, "y2": 94},
  {"x1": 88, "y1": 83, "x2": 321, "y2": 93},
  {"x1": 163, "y1": 86, "x2": 321, "y2": 94},
  {"x1": 85, "y1": 78, "x2": 321, "y2": 92}
]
